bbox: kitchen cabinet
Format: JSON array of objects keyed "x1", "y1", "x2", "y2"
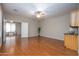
[
  {"x1": 64, "y1": 34, "x2": 78, "y2": 51},
  {"x1": 76, "y1": 10, "x2": 79, "y2": 26},
  {"x1": 70, "y1": 10, "x2": 79, "y2": 27}
]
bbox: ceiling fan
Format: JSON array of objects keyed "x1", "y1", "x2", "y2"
[{"x1": 35, "y1": 11, "x2": 45, "y2": 18}]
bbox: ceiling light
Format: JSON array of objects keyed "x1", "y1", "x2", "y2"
[
  {"x1": 35, "y1": 11, "x2": 45, "y2": 18},
  {"x1": 10, "y1": 20, "x2": 13, "y2": 23},
  {"x1": 36, "y1": 14, "x2": 41, "y2": 18}
]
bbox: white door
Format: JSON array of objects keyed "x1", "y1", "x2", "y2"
[{"x1": 21, "y1": 22, "x2": 28, "y2": 38}]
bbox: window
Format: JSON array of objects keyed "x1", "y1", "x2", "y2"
[
  {"x1": 6, "y1": 23, "x2": 16, "y2": 32},
  {"x1": 6, "y1": 23, "x2": 10, "y2": 32},
  {"x1": 11, "y1": 23, "x2": 16, "y2": 32}
]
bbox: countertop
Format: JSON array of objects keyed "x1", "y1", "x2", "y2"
[{"x1": 64, "y1": 33, "x2": 78, "y2": 35}]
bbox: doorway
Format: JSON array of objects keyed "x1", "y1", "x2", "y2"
[
  {"x1": 5, "y1": 22, "x2": 16, "y2": 36},
  {"x1": 3, "y1": 20, "x2": 29, "y2": 43}
]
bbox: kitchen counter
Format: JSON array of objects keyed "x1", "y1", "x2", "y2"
[{"x1": 64, "y1": 33, "x2": 78, "y2": 35}]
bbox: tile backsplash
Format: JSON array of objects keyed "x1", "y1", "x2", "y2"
[{"x1": 69, "y1": 27, "x2": 78, "y2": 34}]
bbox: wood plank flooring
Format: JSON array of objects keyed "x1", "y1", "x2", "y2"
[{"x1": 0, "y1": 36, "x2": 78, "y2": 56}]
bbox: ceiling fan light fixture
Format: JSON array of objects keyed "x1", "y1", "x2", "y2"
[
  {"x1": 36, "y1": 14, "x2": 41, "y2": 18},
  {"x1": 10, "y1": 20, "x2": 14, "y2": 23},
  {"x1": 35, "y1": 11, "x2": 45, "y2": 18}
]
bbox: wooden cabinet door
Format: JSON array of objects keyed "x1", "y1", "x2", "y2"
[
  {"x1": 64, "y1": 35, "x2": 78, "y2": 51},
  {"x1": 70, "y1": 35, "x2": 78, "y2": 50},
  {"x1": 64, "y1": 35, "x2": 70, "y2": 48},
  {"x1": 70, "y1": 10, "x2": 79, "y2": 26},
  {"x1": 76, "y1": 10, "x2": 79, "y2": 26},
  {"x1": 70, "y1": 11, "x2": 76, "y2": 26}
]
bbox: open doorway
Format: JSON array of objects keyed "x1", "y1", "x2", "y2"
[
  {"x1": 5, "y1": 22, "x2": 16, "y2": 36},
  {"x1": 3, "y1": 20, "x2": 29, "y2": 43}
]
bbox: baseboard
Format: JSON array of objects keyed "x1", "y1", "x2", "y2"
[
  {"x1": 21, "y1": 36, "x2": 63, "y2": 42},
  {"x1": 21, "y1": 37, "x2": 28, "y2": 39},
  {"x1": 28, "y1": 36, "x2": 38, "y2": 38},
  {"x1": 28, "y1": 35, "x2": 39, "y2": 38},
  {"x1": 40, "y1": 36, "x2": 64, "y2": 42},
  {"x1": 21, "y1": 36, "x2": 38, "y2": 39}
]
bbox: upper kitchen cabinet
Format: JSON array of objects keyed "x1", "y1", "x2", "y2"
[
  {"x1": 76, "y1": 10, "x2": 79, "y2": 26},
  {"x1": 70, "y1": 10, "x2": 79, "y2": 27}
]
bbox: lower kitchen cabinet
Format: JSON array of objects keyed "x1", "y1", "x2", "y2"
[{"x1": 64, "y1": 34, "x2": 78, "y2": 51}]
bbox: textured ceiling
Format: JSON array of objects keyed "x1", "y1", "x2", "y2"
[{"x1": 2, "y1": 3, "x2": 78, "y2": 19}]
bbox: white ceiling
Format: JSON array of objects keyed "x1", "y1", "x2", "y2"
[{"x1": 2, "y1": 3, "x2": 78, "y2": 19}]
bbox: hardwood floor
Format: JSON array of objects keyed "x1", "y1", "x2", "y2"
[{"x1": 0, "y1": 36, "x2": 78, "y2": 56}]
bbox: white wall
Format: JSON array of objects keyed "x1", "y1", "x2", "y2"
[
  {"x1": 4, "y1": 13, "x2": 39, "y2": 37},
  {"x1": 40, "y1": 14, "x2": 70, "y2": 40},
  {"x1": 0, "y1": 5, "x2": 2, "y2": 46}
]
